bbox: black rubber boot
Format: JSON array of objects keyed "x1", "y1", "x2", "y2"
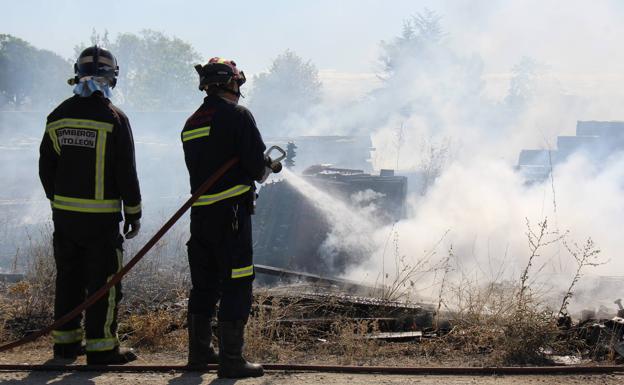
[
  {"x1": 86, "y1": 346, "x2": 137, "y2": 365},
  {"x1": 217, "y1": 320, "x2": 263, "y2": 378},
  {"x1": 187, "y1": 313, "x2": 219, "y2": 367},
  {"x1": 53, "y1": 342, "x2": 85, "y2": 359}
]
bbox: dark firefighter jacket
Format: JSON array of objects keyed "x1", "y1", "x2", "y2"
[
  {"x1": 39, "y1": 93, "x2": 142, "y2": 226},
  {"x1": 182, "y1": 95, "x2": 266, "y2": 212}
]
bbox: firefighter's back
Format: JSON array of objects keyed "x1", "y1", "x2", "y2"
[{"x1": 42, "y1": 94, "x2": 140, "y2": 235}]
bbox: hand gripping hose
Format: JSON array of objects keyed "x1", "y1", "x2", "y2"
[{"x1": 0, "y1": 157, "x2": 239, "y2": 353}]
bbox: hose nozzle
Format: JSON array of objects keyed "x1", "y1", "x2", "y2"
[
  {"x1": 260, "y1": 145, "x2": 286, "y2": 183},
  {"x1": 265, "y1": 145, "x2": 286, "y2": 173}
]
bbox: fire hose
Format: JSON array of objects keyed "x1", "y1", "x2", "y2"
[{"x1": 0, "y1": 157, "x2": 240, "y2": 354}]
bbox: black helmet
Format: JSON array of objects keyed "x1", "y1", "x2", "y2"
[
  {"x1": 69, "y1": 45, "x2": 119, "y2": 88},
  {"x1": 194, "y1": 57, "x2": 246, "y2": 92}
]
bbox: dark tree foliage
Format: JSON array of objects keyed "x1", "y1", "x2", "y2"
[
  {"x1": 284, "y1": 141, "x2": 297, "y2": 168},
  {"x1": 248, "y1": 50, "x2": 321, "y2": 137},
  {"x1": 76, "y1": 29, "x2": 202, "y2": 111},
  {"x1": 505, "y1": 56, "x2": 540, "y2": 109},
  {"x1": 0, "y1": 34, "x2": 71, "y2": 109},
  {"x1": 379, "y1": 9, "x2": 444, "y2": 80},
  {"x1": 373, "y1": 9, "x2": 484, "y2": 124}
]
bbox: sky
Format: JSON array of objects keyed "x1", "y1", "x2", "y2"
[{"x1": 3, "y1": 0, "x2": 624, "y2": 82}]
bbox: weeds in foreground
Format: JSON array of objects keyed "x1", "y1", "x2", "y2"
[
  {"x1": 120, "y1": 309, "x2": 186, "y2": 351},
  {"x1": 0, "y1": 216, "x2": 609, "y2": 366},
  {"x1": 438, "y1": 218, "x2": 605, "y2": 365},
  {"x1": 379, "y1": 227, "x2": 450, "y2": 303},
  {"x1": 245, "y1": 290, "x2": 386, "y2": 365},
  {"x1": 0, "y1": 227, "x2": 55, "y2": 340},
  {"x1": 558, "y1": 238, "x2": 605, "y2": 317}
]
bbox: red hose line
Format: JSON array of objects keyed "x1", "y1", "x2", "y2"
[
  {"x1": 0, "y1": 363, "x2": 622, "y2": 375},
  {"x1": 0, "y1": 157, "x2": 239, "y2": 353}
]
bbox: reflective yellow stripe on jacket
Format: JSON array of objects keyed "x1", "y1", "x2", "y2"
[
  {"x1": 53, "y1": 195, "x2": 121, "y2": 213},
  {"x1": 46, "y1": 118, "x2": 114, "y2": 132},
  {"x1": 46, "y1": 118, "x2": 114, "y2": 155},
  {"x1": 46, "y1": 118, "x2": 117, "y2": 205},
  {"x1": 124, "y1": 203, "x2": 142, "y2": 215},
  {"x1": 192, "y1": 184, "x2": 250, "y2": 207},
  {"x1": 182, "y1": 126, "x2": 211, "y2": 142}
]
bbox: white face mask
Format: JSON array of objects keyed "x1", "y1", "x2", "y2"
[{"x1": 73, "y1": 77, "x2": 113, "y2": 98}]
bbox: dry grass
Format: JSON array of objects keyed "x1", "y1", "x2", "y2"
[
  {"x1": 244, "y1": 290, "x2": 385, "y2": 364},
  {"x1": 0, "y1": 227, "x2": 55, "y2": 341},
  {"x1": 428, "y1": 219, "x2": 606, "y2": 365},
  {"x1": 0, "y1": 217, "x2": 610, "y2": 367},
  {"x1": 326, "y1": 320, "x2": 382, "y2": 365},
  {"x1": 120, "y1": 309, "x2": 186, "y2": 352}
]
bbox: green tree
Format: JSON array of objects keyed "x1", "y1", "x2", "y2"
[
  {"x1": 379, "y1": 9, "x2": 444, "y2": 80},
  {"x1": 505, "y1": 56, "x2": 540, "y2": 109},
  {"x1": 374, "y1": 9, "x2": 484, "y2": 123},
  {"x1": 0, "y1": 34, "x2": 71, "y2": 109},
  {"x1": 284, "y1": 141, "x2": 297, "y2": 168},
  {"x1": 114, "y1": 30, "x2": 201, "y2": 110},
  {"x1": 248, "y1": 50, "x2": 321, "y2": 137},
  {"x1": 74, "y1": 30, "x2": 202, "y2": 110}
]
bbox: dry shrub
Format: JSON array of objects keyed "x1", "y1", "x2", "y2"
[
  {"x1": 439, "y1": 279, "x2": 559, "y2": 365},
  {"x1": 500, "y1": 303, "x2": 559, "y2": 364},
  {"x1": 246, "y1": 291, "x2": 316, "y2": 362},
  {"x1": 0, "y1": 228, "x2": 55, "y2": 342},
  {"x1": 435, "y1": 219, "x2": 598, "y2": 365},
  {"x1": 118, "y1": 251, "x2": 190, "y2": 352},
  {"x1": 0, "y1": 283, "x2": 11, "y2": 341},
  {"x1": 324, "y1": 319, "x2": 381, "y2": 365},
  {"x1": 121, "y1": 309, "x2": 186, "y2": 351},
  {"x1": 0, "y1": 226, "x2": 191, "y2": 350},
  {"x1": 122, "y1": 258, "x2": 189, "y2": 312},
  {"x1": 245, "y1": 289, "x2": 385, "y2": 365}
]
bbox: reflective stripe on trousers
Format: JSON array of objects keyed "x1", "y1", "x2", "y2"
[
  {"x1": 192, "y1": 184, "x2": 251, "y2": 207},
  {"x1": 231, "y1": 264, "x2": 254, "y2": 279},
  {"x1": 86, "y1": 337, "x2": 118, "y2": 352},
  {"x1": 103, "y1": 249, "x2": 122, "y2": 342},
  {"x1": 52, "y1": 328, "x2": 83, "y2": 344}
]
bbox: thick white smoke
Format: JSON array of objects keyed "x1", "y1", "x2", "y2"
[{"x1": 261, "y1": 6, "x2": 624, "y2": 312}]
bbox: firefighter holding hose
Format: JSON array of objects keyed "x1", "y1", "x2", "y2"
[
  {"x1": 38, "y1": 46, "x2": 142, "y2": 365},
  {"x1": 182, "y1": 57, "x2": 280, "y2": 378}
]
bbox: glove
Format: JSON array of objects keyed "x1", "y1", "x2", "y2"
[
  {"x1": 259, "y1": 155, "x2": 283, "y2": 183},
  {"x1": 123, "y1": 219, "x2": 141, "y2": 240}
]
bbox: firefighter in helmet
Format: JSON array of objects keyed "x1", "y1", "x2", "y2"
[
  {"x1": 39, "y1": 45, "x2": 142, "y2": 364},
  {"x1": 181, "y1": 57, "x2": 267, "y2": 378}
]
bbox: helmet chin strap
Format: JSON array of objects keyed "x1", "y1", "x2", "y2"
[{"x1": 218, "y1": 85, "x2": 244, "y2": 99}]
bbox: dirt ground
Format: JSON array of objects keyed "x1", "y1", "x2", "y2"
[{"x1": 1, "y1": 347, "x2": 624, "y2": 385}]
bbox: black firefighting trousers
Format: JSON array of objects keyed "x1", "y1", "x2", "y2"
[
  {"x1": 51, "y1": 219, "x2": 123, "y2": 353},
  {"x1": 187, "y1": 201, "x2": 254, "y2": 322}
]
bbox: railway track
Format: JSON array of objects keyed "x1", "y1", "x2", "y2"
[{"x1": 0, "y1": 363, "x2": 622, "y2": 375}]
